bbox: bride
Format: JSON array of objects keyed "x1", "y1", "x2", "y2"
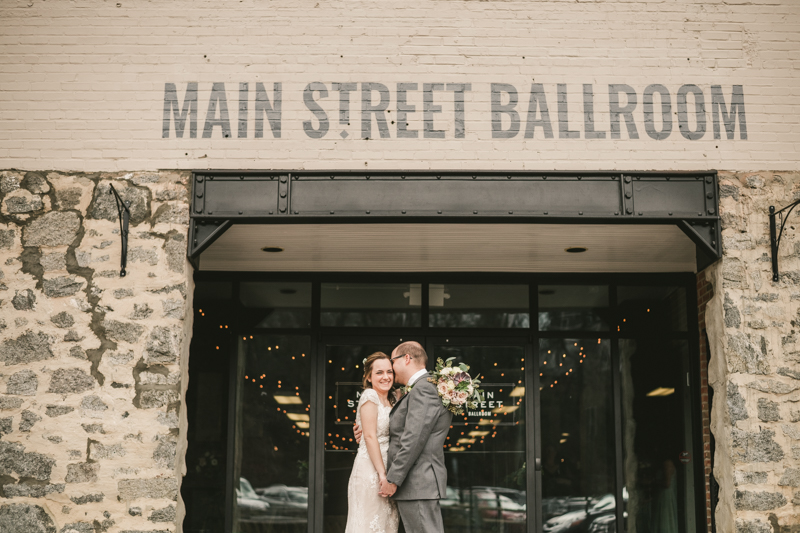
[{"x1": 345, "y1": 352, "x2": 400, "y2": 533}]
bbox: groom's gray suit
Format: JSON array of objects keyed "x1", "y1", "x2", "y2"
[{"x1": 386, "y1": 374, "x2": 453, "y2": 533}]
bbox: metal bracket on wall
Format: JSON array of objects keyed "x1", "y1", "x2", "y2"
[
  {"x1": 189, "y1": 219, "x2": 233, "y2": 268},
  {"x1": 108, "y1": 185, "x2": 131, "y2": 277},
  {"x1": 769, "y1": 200, "x2": 800, "y2": 281}
]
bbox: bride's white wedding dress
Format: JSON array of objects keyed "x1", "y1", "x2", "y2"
[{"x1": 345, "y1": 388, "x2": 399, "y2": 533}]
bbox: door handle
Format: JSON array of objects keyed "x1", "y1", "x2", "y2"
[{"x1": 534, "y1": 458, "x2": 542, "y2": 471}]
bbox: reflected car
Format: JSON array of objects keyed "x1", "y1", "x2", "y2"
[
  {"x1": 472, "y1": 490, "x2": 526, "y2": 524},
  {"x1": 236, "y1": 477, "x2": 270, "y2": 520},
  {"x1": 255, "y1": 484, "x2": 308, "y2": 520},
  {"x1": 543, "y1": 492, "x2": 624, "y2": 533}
]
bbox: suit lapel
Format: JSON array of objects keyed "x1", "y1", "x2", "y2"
[{"x1": 390, "y1": 390, "x2": 408, "y2": 416}]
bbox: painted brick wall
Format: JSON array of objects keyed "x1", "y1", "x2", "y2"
[
  {"x1": 0, "y1": 0, "x2": 798, "y2": 171},
  {"x1": 698, "y1": 272, "x2": 714, "y2": 533}
]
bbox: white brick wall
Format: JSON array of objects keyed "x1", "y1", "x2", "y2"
[{"x1": 0, "y1": 0, "x2": 798, "y2": 171}]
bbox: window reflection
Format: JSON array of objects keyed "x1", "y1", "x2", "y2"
[
  {"x1": 539, "y1": 338, "x2": 616, "y2": 533},
  {"x1": 617, "y1": 286, "x2": 688, "y2": 333},
  {"x1": 620, "y1": 339, "x2": 695, "y2": 533},
  {"x1": 240, "y1": 282, "x2": 312, "y2": 328},
  {"x1": 321, "y1": 283, "x2": 421, "y2": 327},
  {"x1": 538, "y1": 286, "x2": 609, "y2": 331},
  {"x1": 429, "y1": 284, "x2": 530, "y2": 328},
  {"x1": 234, "y1": 335, "x2": 311, "y2": 533}
]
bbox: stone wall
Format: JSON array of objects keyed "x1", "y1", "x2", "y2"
[
  {"x1": 0, "y1": 170, "x2": 192, "y2": 533},
  {"x1": 707, "y1": 171, "x2": 800, "y2": 533}
]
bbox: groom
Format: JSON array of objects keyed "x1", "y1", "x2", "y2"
[{"x1": 381, "y1": 341, "x2": 453, "y2": 533}]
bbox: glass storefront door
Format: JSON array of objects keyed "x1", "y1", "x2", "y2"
[{"x1": 185, "y1": 278, "x2": 705, "y2": 533}]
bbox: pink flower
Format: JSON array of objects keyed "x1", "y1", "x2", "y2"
[
  {"x1": 438, "y1": 382, "x2": 449, "y2": 395},
  {"x1": 456, "y1": 390, "x2": 468, "y2": 403}
]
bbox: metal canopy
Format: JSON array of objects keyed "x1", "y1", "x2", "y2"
[{"x1": 189, "y1": 170, "x2": 721, "y2": 272}]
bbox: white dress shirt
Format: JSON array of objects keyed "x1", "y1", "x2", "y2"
[{"x1": 407, "y1": 368, "x2": 429, "y2": 388}]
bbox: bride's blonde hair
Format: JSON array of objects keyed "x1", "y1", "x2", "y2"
[{"x1": 362, "y1": 351, "x2": 393, "y2": 391}]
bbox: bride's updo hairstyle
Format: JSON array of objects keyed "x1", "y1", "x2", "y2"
[{"x1": 362, "y1": 351, "x2": 392, "y2": 390}]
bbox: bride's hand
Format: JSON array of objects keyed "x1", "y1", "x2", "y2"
[{"x1": 353, "y1": 423, "x2": 362, "y2": 444}]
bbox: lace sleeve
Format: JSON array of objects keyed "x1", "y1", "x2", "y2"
[{"x1": 359, "y1": 388, "x2": 380, "y2": 407}]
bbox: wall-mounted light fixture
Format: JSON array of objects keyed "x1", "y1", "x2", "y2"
[{"x1": 770, "y1": 201, "x2": 800, "y2": 281}]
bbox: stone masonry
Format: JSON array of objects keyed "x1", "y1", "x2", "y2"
[
  {"x1": 0, "y1": 170, "x2": 192, "y2": 532},
  {"x1": 706, "y1": 172, "x2": 800, "y2": 533}
]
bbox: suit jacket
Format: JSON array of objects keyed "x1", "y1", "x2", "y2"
[{"x1": 386, "y1": 375, "x2": 453, "y2": 500}]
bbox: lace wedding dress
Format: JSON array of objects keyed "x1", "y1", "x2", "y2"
[{"x1": 345, "y1": 388, "x2": 399, "y2": 533}]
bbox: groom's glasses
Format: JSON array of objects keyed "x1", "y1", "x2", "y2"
[{"x1": 391, "y1": 354, "x2": 408, "y2": 361}]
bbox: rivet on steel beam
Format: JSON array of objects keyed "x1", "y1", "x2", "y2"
[
  {"x1": 473, "y1": 210, "x2": 478, "y2": 214},
  {"x1": 436, "y1": 175, "x2": 441, "y2": 179},
  {"x1": 507, "y1": 176, "x2": 511, "y2": 180},
  {"x1": 472, "y1": 176, "x2": 477, "y2": 180},
  {"x1": 196, "y1": 176, "x2": 203, "y2": 182},
  {"x1": 280, "y1": 176, "x2": 287, "y2": 183},
  {"x1": 330, "y1": 211, "x2": 334, "y2": 214},
  {"x1": 240, "y1": 176, "x2": 244, "y2": 180},
  {"x1": 330, "y1": 176, "x2": 335, "y2": 179},
  {"x1": 366, "y1": 210, "x2": 370, "y2": 214},
  {"x1": 293, "y1": 175, "x2": 299, "y2": 180},
  {"x1": 366, "y1": 176, "x2": 370, "y2": 180},
  {"x1": 402, "y1": 210, "x2": 407, "y2": 214},
  {"x1": 698, "y1": 212, "x2": 703, "y2": 216},
  {"x1": 626, "y1": 208, "x2": 633, "y2": 214},
  {"x1": 712, "y1": 241, "x2": 717, "y2": 246},
  {"x1": 437, "y1": 210, "x2": 442, "y2": 214},
  {"x1": 196, "y1": 191, "x2": 203, "y2": 198},
  {"x1": 208, "y1": 212, "x2": 212, "y2": 215},
  {"x1": 625, "y1": 192, "x2": 631, "y2": 199},
  {"x1": 401, "y1": 176, "x2": 406, "y2": 179},
  {"x1": 708, "y1": 209, "x2": 715, "y2": 214},
  {"x1": 668, "y1": 212, "x2": 673, "y2": 216},
  {"x1": 238, "y1": 211, "x2": 243, "y2": 215},
  {"x1": 579, "y1": 212, "x2": 583, "y2": 215},
  {"x1": 280, "y1": 208, "x2": 287, "y2": 213},
  {"x1": 706, "y1": 176, "x2": 713, "y2": 183},
  {"x1": 707, "y1": 192, "x2": 713, "y2": 199},
  {"x1": 294, "y1": 210, "x2": 298, "y2": 214},
  {"x1": 544, "y1": 211, "x2": 548, "y2": 215},
  {"x1": 508, "y1": 211, "x2": 513, "y2": 214},
  {"x1": 615, "y1": 212, "x2": 619, "y2": 215},
  {"x1": 269, "y1": 211, "x2": 273, "y2": 215},
  {"x1": 195, "y1": 207, "x2": 202, "y2": 213},
  {"x1": 577, "y1": 176, "x2": 582, "y2": 180},
  {"x1": 624, "y1": 177, "x2": 631, "y2": 183},
  {"x1": 280, "y1": 192, "x2": 287, "y2": 198},
  {"x1": 638, "y1": 212, "x2": 643, "y2": 216}
]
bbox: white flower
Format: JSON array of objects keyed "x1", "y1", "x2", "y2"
[
  {"x1": 438, "y1": 382, "x2": 449, "y2": 395},
  {"x1": 445, "y1": 380, "x2": 455, "y2": 391},
  {"x1": 467, "y1": 384, "x2": 474, "y2": 395}
]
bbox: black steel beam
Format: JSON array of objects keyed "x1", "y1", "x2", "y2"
[{"x1": 187, "y1": 170, "x2": 722, "y2": 268}]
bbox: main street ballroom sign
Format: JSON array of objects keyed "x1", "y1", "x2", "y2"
[{"x1": 163, "y1": 82, "x2": 747, "y2": 141}]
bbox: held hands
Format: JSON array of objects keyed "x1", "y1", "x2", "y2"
[
  {"x1": 353, "y1": 423, "x2": 362, "y2": 444},
  {"x1": 378, "y1": 476, "x2": 397, "y2": 498}
]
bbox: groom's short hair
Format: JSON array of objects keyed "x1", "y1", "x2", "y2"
[{"x1": 395, "y1": 341, "x2": 427, "y2": 367}]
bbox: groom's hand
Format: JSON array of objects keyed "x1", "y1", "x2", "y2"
[
  {"x1": 380, "y1": 479, "x2": 397, "y2": 497},
  {"x1": 353, "y1": 423, "x2": 362, "y2": 444}
]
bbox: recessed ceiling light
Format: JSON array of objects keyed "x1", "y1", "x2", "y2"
[
  {"x1": 565, "y1": 246, "x2": 588, "y2": 253},
  {"x1": 262, "y1": 246, "x2": 284, "y2": 253}
]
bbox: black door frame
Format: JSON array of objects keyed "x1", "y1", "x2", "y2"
[{"x1": 212, "y1": 273, "x2": 704, "y2": 533}]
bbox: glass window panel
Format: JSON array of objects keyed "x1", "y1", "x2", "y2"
[
  {"x1": 234, "y1": 335, "x2": 311, "y2": 533},
  {"x1": 239, "y1": 282, "x2": 312, "y2": 328},
  {"x1": 321, "y1": 283, "x2": 421, "y2": 327},
  {"x1": 538, "y1": 285, "x2": 609, "y2": 331},
  {"x1": 617, "y1": 286, "x2": 688, "y2": 333},
  {"x1": 539, "y1": 338, "x2": 617, "y2": 531},
  {"x1": 428, "y1": 284, "x2": 530, "y2": 328},
  {"x1": 620, "y1": 339, "x2": 696, "y2": 533},
  {"x1": 322, "y1": 342, "x2": 399, "y2": 532},
  {"x1": 436, "y1": 345, "x2": 528, "y2": 532}
]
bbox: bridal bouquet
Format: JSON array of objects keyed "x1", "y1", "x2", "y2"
[{"x1": 428, "y1": 357, "x2": 484, "y2": 416}]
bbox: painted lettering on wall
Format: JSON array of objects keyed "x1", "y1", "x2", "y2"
[{"x1": 163, "y1": 82, "x2": 747, "y2": 141}]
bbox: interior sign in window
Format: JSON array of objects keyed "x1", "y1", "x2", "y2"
[{"x1": 163, "y1": 82, "x2": 747, "y2": 141}]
